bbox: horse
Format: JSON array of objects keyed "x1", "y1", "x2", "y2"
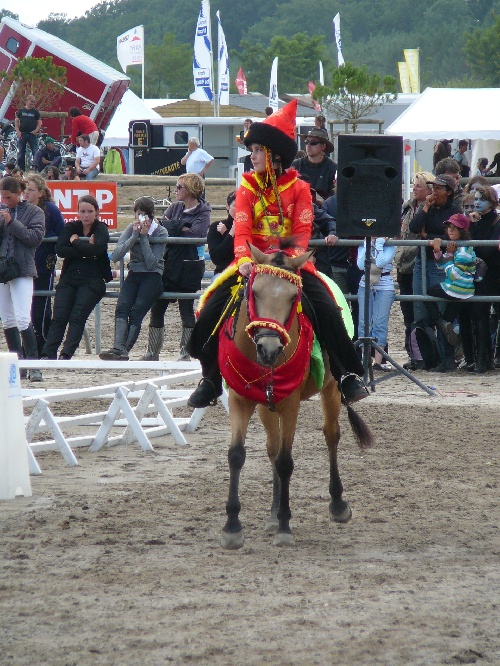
[{"x1": 217, "y1": 244, "x2": 373, "y2": 549}]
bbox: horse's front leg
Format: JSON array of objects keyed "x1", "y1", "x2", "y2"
[
  {"x1": 221, "y1": 391, "x2": 256, "y2": 550},
  {"x1": 321, "y1": 381, "x2": 352, "y2": 523},
  {"x1": 258, "y1": 405, "x2": 281, "y2": 534},
  {"x1": 273, "y1": 395, "x2": 301, "y2": 546}
]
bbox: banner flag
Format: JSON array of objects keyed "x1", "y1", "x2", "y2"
[
  {"x1": 398, "y1": 62, "x2": 412, "y2": 93},
  {"x1": 116, "y1": 25, "x2": 144, "y2": 72},
  {"x1": 333, "y1": 13, "x2": 345, "y2": 66},
  {"x1": 235, "y1": 67, "x2": 247, "y2": 95},
  {"x1": 319, "y1": 60, "x2": 324, "y2": 85},
  {"x1": 269, "y1": 56, "x2": 279, "y2": 111},
  {"x1": 404, "y1": 48, "x2": 420, "y2": 94},
  {"x1": 308, "y1": 81, "x2": 321, "y2": 111},
  {"x1": 216, "y1": 11, "x2": 229, "y2": 106},
  {"x1": 192, "y1": 0, "x2": 214, "y2": 102}
]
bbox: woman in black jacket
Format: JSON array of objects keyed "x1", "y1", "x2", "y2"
[
  {"x1": 41, "y1": 194, "x2": 111, "y2": 360},
  {"x1": 0, "y1": 176, "x2": 44, "y2": 380},
  {"x1": 207, "y1": 191, "x2": 235, "y2": 276}
]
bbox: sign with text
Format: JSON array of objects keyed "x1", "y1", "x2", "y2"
[{"x1": 47, "y1": 182, "x2": 118, "y2": 229}]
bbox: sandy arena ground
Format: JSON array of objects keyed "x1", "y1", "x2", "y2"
[{"x1": 1, "y1": 187, "x2": 499, "y2": 664}]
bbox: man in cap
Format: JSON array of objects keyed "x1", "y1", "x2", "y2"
[
  {"x1": 33, "y1": 136, "x2": 62, "y2": 173},
  {"x1": 435, "y1": 157, "x2": 465, "y2": 209},
  {"x1": 292, "y1": 128, "x2": 337, "y2": 199}
]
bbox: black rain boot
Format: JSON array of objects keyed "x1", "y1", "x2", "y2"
[
  {"x1": 125, "y1": 325, "x2": 141, "y2": 355},
  {"x1": 99, "y1": 318, "x2": 130, "y2": 360},
  {"x1": 140, "y1": 326, "x2": 164, "y2": 361},
  {"x1": 177, "y1": 327, "x2": 193, "y2": 361},
  {"x1": 20, "y1": 323, "x2": 43, "y2": 382},
  {"x1": 187, "y1": 362, "x2": 223, "y2": 408},
  {"x1": 494, "y1": 322, "x2": 500, "y2": 368},
  {"x1": 475, "y1": 318, "x2": 494, "y2": 374},
  {"x1": 4, "y1": 326, "x2": 27, "y2": 379}
]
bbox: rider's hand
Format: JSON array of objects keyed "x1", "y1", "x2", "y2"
[{"x1": 238, "y1": 261, "x2": 253, "y2": 277}]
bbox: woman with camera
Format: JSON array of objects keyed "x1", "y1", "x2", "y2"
[
  {"x1": 99, "y1": 197, "x2": 168, "y2": 360},
  {"x1": 140, "y1": 173, "x2": 210, "y2": 362},
  {"x1": 0, "y1": 176, "x2": 45, "y2": 380}
]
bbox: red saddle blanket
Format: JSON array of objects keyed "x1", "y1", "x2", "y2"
[{"x1": 218, "y1": 312, "x2": 314, "y2": 405}]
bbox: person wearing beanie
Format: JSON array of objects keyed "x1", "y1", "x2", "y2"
[{"x1": 187, "y1": 99, "x2": 368, "y2": 408}]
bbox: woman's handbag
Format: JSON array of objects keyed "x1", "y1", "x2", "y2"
[{"x1": 0, "y1": 255, "x2": 20, "y2": 283}]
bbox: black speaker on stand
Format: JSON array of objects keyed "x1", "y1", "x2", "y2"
[{"x1": 336, "y1": 134, "x2": 436, "y2": 397}]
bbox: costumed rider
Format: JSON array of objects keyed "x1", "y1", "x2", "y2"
[{"x1": 186, "y1": 99, "x2": 368, "y2": 408}]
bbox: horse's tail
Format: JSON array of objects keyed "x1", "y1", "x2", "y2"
[{"x1": 346, "y1": 404, "x2": 374, "y2": 449}]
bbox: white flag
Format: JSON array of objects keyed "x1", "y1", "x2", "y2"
[
  {"x1": 319, "y1": 60, "x2": 324, "y2": 86},
  {"x1": 117, "y1": 25, "x2": 144, "y2": 72},
  {"x1": 269, "y1": 56, "x2": 279, "y2": 110},
  {"x1": 333, "y1": 13, "x2": 345, "y2": 67},
  {"x1": 217, "y1": 11, "x2": 229, "y2": 106},
  {"x1": 192, "y1": 0, "x2": 214, "y2": 102}
]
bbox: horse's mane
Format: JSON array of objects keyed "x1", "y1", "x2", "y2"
[{"x1": 270, "y1": 237, "x2": 300, "y2": 267}]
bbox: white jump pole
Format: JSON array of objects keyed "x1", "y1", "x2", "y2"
[{"x1": 0, "y1": 353, "x2": 32, "y2": 500}]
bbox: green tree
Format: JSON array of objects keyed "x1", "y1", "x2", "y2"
[
  {"x1": 142, "y1": 34, "x2": 193, "y2": 98},
  {"x1": 0, "y1": 56, "x2": 67, "y2": 111},
  {"x1": 314, "y1": 62, "x2": 397, "y2": 126},
  {"x1": 235, "y1": 33, "x2": 330, "y2": 93},
  {"x1": 464, "y1": 13, "x2": 500, "y2": 85}
]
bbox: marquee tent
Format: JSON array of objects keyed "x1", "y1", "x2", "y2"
[
  {"x1": 102, "y1": 90, "x2": 161, "y2": 147},
  {"x1": 386, "y1": 87, "x2": 500, "y2": 174},
  {"x1": 385, "y1": 87, "x2": 500, "y2": 140}
]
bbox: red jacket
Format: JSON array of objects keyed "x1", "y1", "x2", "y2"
[
  {"x1": 71, "y1": 115, "x2": 98, "y2": 145},
  {"x1": 234, "y1": 168, "x2": 313, "y2": 262}
]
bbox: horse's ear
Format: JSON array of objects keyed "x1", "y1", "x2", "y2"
[
  {"x1": 248, "y1": 242, "x2": 271, "y2": 265},
  {"x1": 288, "y1": 250, "x2": 314, "y2": 271}
]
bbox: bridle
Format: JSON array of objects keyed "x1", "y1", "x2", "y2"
[{"x1": 245, "y1": 263, "x2": 302, "y2": 347}]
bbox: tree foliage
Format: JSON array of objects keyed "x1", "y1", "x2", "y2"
[
  {"x1": 314, "y1": 63, "x2": 397, "y2": 123},
  {"x1": 0, "y1": 57, "x2": 67, "y2": 111},
  {"x1": 142, "y1": 34, "x2": 193, "y2": 98},
  {"x1": 464, "y1": 13, "x2": 500, "y2": 85},
  {"x1": 234, "y1": 33, "x2": 330, "y2": 94}
]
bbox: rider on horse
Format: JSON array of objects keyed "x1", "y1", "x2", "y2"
[{"x1": 187, "y1": 99, "x2": 368, "y2": 408}]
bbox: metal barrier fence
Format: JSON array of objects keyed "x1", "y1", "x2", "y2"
[{"x1": 33, "y1": 236, "x2": 500, "y2": 353}]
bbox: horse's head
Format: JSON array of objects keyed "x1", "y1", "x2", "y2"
[{"x1": 246, "y1": 243, "x2": 312, "y2": 367}]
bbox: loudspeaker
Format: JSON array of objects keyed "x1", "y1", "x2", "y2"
[{"x1": 336, "y1": 134, "x2": 403, "y2": 237}]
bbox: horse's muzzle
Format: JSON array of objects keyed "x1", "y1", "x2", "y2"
[{"x1": 255, "y1": 331, "x2": 283, "y2": 367}]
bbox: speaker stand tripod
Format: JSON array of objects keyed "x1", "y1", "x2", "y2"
[{"x1": 354, "y1": 237, "x2": 437, "y2": 397}]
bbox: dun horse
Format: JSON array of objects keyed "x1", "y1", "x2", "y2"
[{"x1": 217, "y1": 244, "x2": 373, "y2": 549}]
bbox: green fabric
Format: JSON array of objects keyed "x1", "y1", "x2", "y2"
[
  {"x1": 310, "y1": 333, "x2": 325, "y2": 390},
  {"x1": 318, "y1": 271, "x2": 355, "y2": 339},
  {"x1": 103, "y1": 148, "x2": 123, "y2": 174}
]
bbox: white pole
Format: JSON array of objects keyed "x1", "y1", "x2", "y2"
[{"x1": 0, "y1": 353, "x2": 32, "y2": 499}]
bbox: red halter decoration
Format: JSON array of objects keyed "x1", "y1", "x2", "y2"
[{"x1": 245, "y1": 263, "x2": 303, "y2": 346}]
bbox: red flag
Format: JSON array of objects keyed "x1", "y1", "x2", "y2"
[
  {"x1": 308, "y1": 81, "x2": 321, "y2": 111},
  {"x1": 235, "y1": 67, "x2": 247, "y2": 95}
]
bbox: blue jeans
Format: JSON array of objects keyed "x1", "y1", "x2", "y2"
[
  {"x1": 115, "y1": 271, "x2": 163, "y2": 329},
  {"x1": 83, "y1": 167, "x2": 99, "y2": 180},
  {"x1": 18, "y1": 132, "x2": 39, "y2": 171},
  {"x1": 412, "y1": 255, "x2": 446, "y2": 325},
  {"x1": 357, "y1": 283, "x2": 395, "y2": 348}
]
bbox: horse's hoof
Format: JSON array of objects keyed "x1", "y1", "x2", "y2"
[
  {"x1": 221, "y1": 529, "x2": 244, "y2": 550},
  {"x1": 265, "y1": 518, "x2": 279, "y2": 534},
  {"x1": 273, "y1": 531, "x2": 295, "y2": 547},
  {"x1": 330, "y1": 503, "x2": 352, "y2": 524}
]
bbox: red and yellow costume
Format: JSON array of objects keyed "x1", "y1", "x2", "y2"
[{"x1": 234, "y1": 168, "x2": 313, "y2": 261}]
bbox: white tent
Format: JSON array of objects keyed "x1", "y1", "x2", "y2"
[
  {"x1": 385, "y1": 87, "x2": 500, "y2": 140},
  {"x1": 102, "y1": 90, "x2": 161, "y2": 147},
  {"x1": 386, "y1": 87, "x2": 500, "y2": 175}
]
